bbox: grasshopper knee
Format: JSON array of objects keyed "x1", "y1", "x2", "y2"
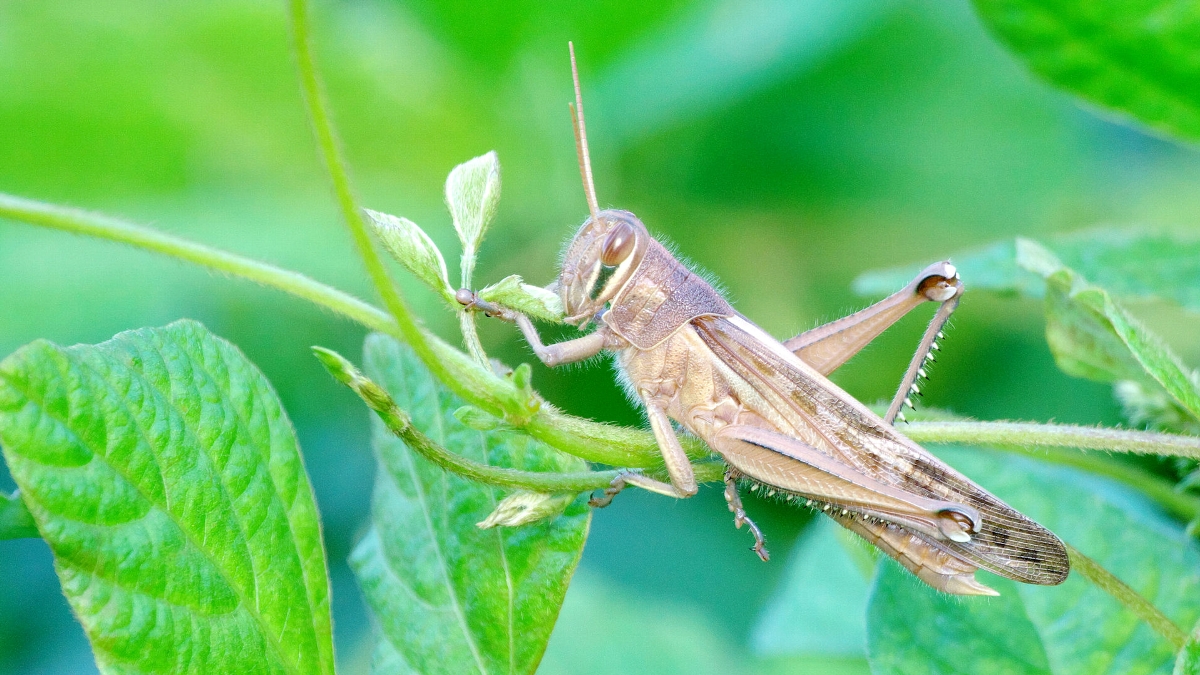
[{"x1": 917, "y1": 263, "x2": 961, "y2": 303}]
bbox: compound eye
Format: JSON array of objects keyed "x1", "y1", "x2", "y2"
[{"x1": 600, "y1": 221, "x2": 636, "y2": 266}]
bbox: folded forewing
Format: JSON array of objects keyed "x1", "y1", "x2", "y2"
[{"x1": 692, "y1": 314, "x2": 1069, "y2": 585}]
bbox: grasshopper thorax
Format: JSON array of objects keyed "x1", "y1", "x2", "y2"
[{"x1": 558, "y1": 209, "x2": 649, "y2": 325}]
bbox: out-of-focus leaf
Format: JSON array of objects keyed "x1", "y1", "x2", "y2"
[
  {"x1": 853, "y1": 229, "x2": 1200, "y2": 311},
  {"x1": 1016, "y1": 239, "x2": 1200, "y2": 426},
  {"x1": 365, "y1": 208, "x2": 456, "y2": 302},
  {"x1": 970, "y1": 0, "x2": 1200, "y2": 143},
  {"x1": 751, "y1": 517, "x2": 871, "y2": 658},
  {"x1": 477, "y1": 274, "x2": 565, "y2": 323},
  {"x1": 351, "y1": 334, "x2": 590, "y2": 675},
  {"x1": 595, "y1": 0, "x2": 891, "y2": 143},
  {"x1": 445, "y1": 152, "x2": 501, "y2": 263},
  {"x1": 0, "y1": 320, "x2": 334, "y2": 674},
  {"x1": 0, "y1": 490, "x2": 37, "y2": 540},
  {"x1": 870, "y1": 569, "x2": 1047, "y2": 675},
  {"x1": 542, "y1": 571, "x2": 870, "y2": 675},
  {"x1": 540, "y1": 571, "x2": 756, "y2": 675},
  {"x1": 868, "y1": 446, "x2": 1200, "y2": 675}
]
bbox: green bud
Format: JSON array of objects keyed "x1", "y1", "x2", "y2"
[{"x1": 512, "y1": 363, "x2": 533, "y2": 394}]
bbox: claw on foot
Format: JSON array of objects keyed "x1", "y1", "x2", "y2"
[
  {"x1": 588, "y1": 474, "x2": 628, "y2": 508},
  {"x1": 735, "y1": 512, "x2": 770, "y2": 561}
]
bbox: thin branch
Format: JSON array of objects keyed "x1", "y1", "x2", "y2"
[
  {"x1": 905, "y1": 421, "x2": 1200, "y2": 459},
  {"x1": 1067, "y1": 544, "x2": 1187, "y2": 649},
  {"x1": 285, "y1": 0, "x2": 446, "y2": 379},
  {"x1": 0, "y1": 194, "x2": 395, "y2": 332},
  {"x1": 315, "y1": 346, "x2": 630, "y2": 492},
  {"x1": 995, "y1": 445, "x2": 1200, "y2": 522}
]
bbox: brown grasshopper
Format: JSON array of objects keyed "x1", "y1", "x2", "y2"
[{"x1": 474, "y1": 45, "x2": 1069, "y2": 596}]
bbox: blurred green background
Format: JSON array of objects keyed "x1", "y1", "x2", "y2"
[{"x1": 2, "y1": 0, "x2": 1199, "y2": 672}]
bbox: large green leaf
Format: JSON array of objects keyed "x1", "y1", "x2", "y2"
[
  {"x1": 0, "y1": 320, "x2": 334, "y2": 675},
  {"x1": 868, "y1": 447, "x2": 1200, "y2": 675},
  {"x1": 970, "y1": 0, "x2": 1200, "y2": 143},
  {"x1": 853, "y1": 230, "x2": 1200, "y2": 311},
  {"x1": 351, "y1": 334, "x2": 591, "y2": 675}
]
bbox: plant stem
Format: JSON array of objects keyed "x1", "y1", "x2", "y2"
[
  {"x1": 314, "y1": 345, "x2": 617, "y2": 491},
  {"x1": 286, "y1": 0, "x2": 448, "y2": 383},
  {"x1": 7, "y1": 191, "x2": 1200, "y2": 496},
  {"x1": 905, "y1": 421, "x2": 1200, "y2": 459},
  {"x1": 1066, "y1": 544, "x2": 1187, "y2": 649},
  {"x1": 459, "y1": 312, "x2": 488, "y2": 368},
  {"x1": 458, "y1": 243, "x2": 489, "y2": 367},
  {"x1": 0, "y1": 194, "x2": 396, "y2": 330},
  {"x1": 998, "y1": 445, "x2": 1200, "y2": 522}
]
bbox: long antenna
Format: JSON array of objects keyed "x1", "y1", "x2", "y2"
[{"x1": 568, "y1": 42, "x2": 600, "y2": 220}]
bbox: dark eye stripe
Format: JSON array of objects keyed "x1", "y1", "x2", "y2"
[{"x1": 589, "y1": 264, "x2": 617, "y2": 299}]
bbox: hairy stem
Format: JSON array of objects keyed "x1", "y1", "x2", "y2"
[
  {"x1": 1067, "y1": 544, "x2": 1187, "y2": 649},
  {"x1": 459, "y1": 312, "x2": 489, "y2": 368},
  {"x1": 0, "y1": 194, "x2": 396, "y2": 332},
  {"x1": 905, "y1": 421, "x2": 1200, "y2": 460},
  {"x1": 458, "y1": 243, "x2": 489, "y2": 367},
  {"x1": 286, "y1": 0, "x2": 447, "y2": 383},
  {"x1": 996, "y1": 445, "x2": 1200, "y2": 522},
  {"x1": 314, "y1": 346, "x2": 615, "y2": 492}
]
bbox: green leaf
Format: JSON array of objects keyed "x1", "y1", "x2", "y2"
[
  {"x1": 751, "y1": 518, "x2": 871, "y2": 658},
  {"x1": 868, "y1": 446, "x2": 1200, "y2": 675},
  {"x1": 1015, "y1": 239, "x2": 1200, "y2": 426},
  {"x1": 477, "y1": 274, "x2": 565, "y2": 324},
  {"x1": 540, "y1": 571, "x2": 758, "y2": 675},
  {"x1": 0, "y1": 489, "x2": 37, "y2": 540},
  {"x1": 853, "y1": 229, "x2": 1200, "y2": 311},
  {"x1": 365, "y1": 208, "x2": 456, "y2": 302},
  {"x1": 445, "y1": 152, "x2": 501, "y2": 261},
  {"x1": 970, "y1": 0, "x2": 1200, "y2": 143},
  {"x1": 0, "y1": 320, "x2": 334, "y2": 675},
  {"x1": 351, "y1": 334, "x2": 590, "y2": 675},
  {"x1": 543, "y1": 571, "x2": 870, "y2": 675},
  {"x1": 870, "y1": 568, "x2": 1048, "y2": 675}
]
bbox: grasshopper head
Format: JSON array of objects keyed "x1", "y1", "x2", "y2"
[{"x1": 558, "y1": 209, "x2": 648, "y2": 325}]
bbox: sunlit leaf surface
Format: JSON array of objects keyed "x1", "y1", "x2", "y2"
[{"x1": 0, "y1": 320, "x2": 334, "y2": 674}]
